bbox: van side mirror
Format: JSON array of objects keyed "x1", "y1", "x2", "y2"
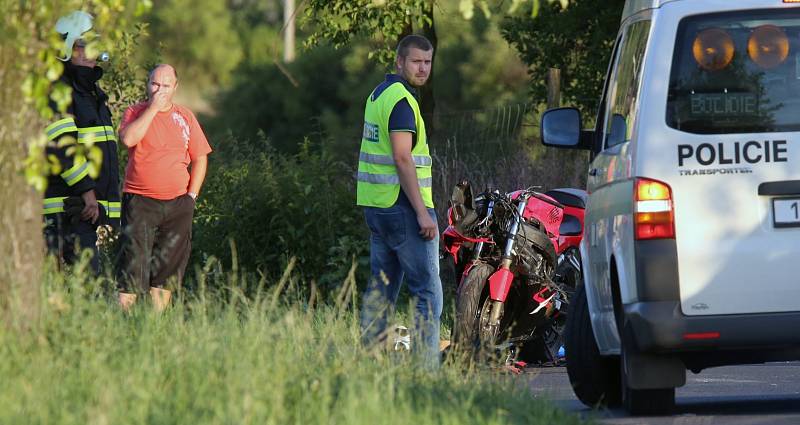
[{"x1": 540, "y1": 107, "x2": 590, "y2": 150}]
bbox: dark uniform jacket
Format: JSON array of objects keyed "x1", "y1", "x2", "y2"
[{"x1": 43, "y1": 62, "x2": 121, "y2": 227}]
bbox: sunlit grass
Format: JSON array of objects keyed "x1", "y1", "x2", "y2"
[{"x1": 0, "y1": 263, "x2": 586, "y2": 425}]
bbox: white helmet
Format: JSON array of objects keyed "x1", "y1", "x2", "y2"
[{"x1": 55, "y1": 11, "x2": 94, "y2": 61}]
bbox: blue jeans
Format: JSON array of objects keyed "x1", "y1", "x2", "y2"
[{"x1": 360, "y1": 202, "x2": 443, "y2": 368}]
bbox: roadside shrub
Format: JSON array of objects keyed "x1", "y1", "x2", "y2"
[{"x1": 193, "y1": 136, "x2": 368, "y2": 296}]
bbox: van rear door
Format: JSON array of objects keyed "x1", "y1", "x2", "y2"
[{"x1": 665, "y1": 8, "x2": 800, "y2": 316}]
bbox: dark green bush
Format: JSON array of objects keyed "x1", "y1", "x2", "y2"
[
  {"x1": 203, "y1": 45, "x2": 383, "y2": 158},
  {"x1": 192, "y1": 136, "x2": 368, "y2": 296}
]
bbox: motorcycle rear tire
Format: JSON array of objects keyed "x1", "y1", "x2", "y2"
[{"x1": 452, "y1": 263, "x2": 493, "y2": 359}]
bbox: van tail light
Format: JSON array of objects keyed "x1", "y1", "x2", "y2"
[{"x1": 635, "y1": 178, "x2": 675, "y2": 240}]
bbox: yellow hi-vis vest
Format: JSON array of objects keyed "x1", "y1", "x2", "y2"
[{"x1": 356, "y1": 82, "x2": 434, "y2": 208}]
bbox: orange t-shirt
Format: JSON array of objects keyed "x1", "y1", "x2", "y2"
[{"x1": 120, "y1": 103, "x2": 212, "y2": 200}]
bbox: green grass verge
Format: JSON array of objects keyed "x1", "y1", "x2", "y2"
[{"x1": 0, "y1": 271, "x2": 587, "y2": 425}]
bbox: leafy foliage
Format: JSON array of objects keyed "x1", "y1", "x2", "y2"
[
  {"x1": 205, "y1": 45, "x2": 383, "y2": 156},
  {"x1": 103, "y1": 22, "x2": 153, "y2": 121},
  {"x1": 147, "y1": 0, "x2": 244, "y2": 88},
  {"x1": 0, "y1": 0, "x2": 150, "y2": 320},
  {"x1": 210, "y1": 2, "x2": 532, "y2": 154},
  {"x1": 228, "y1": 1, "x2": 284, "y2": 66},
  {"x1": 430, "y1": 7, "x2": 529, "y2": 111},
  {"x1": 501, "y1": 0, "x2": 626, "y2": 112},
  {"x1": 193, "y1": 137, "x2": 368, "y2": 293},
  {"x1": 304, "y1": 0, "x2": 434, "y2": 66},
  {"x1": 7, "y1": 1, "x2": 150, "y2": 192},
  {"x1": 458, "y1": 0, "x2": 571, "y2": 19},
  {"x1": 304, "y1": 0, "x2": 575, "y2": 66}
]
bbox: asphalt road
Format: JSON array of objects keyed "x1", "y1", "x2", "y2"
[{"x1": 526, "y1": 362, "x2": 800, "y2": 425}]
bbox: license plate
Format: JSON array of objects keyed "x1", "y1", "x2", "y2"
[{"x1": 772, "y1": 198, "x2": 800, "y2": 228}]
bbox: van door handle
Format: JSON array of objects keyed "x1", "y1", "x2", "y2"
[{"x1": 589, "y1": 168, "x2": 598, "y2": 176}]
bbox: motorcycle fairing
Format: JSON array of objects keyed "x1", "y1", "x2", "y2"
[
  {"x1": 442, "y1": 225, "x2": 492, "y2": 263},
  {"x1": 488, "y1": 268, "x2": 514, "y2": 301},
  {"x1": 509, "y1": 190, "x2": 565, "y2": 239}
]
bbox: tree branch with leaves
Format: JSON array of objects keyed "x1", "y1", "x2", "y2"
[{"x1": 0, "y1": 0, "x2": 150, "y2": 324}]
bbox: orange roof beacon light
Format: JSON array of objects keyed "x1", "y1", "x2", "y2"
[
  {"x1": 693, "y1": 28, "x2": 735, "y2": 71},
  {"x1": 748, "y1": 24, "x2": 789, "y2": 69}
]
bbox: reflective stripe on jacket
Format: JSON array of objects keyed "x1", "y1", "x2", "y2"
[
  {"x1": 43, "y1": 63, "x2": 121, "y2": 228},
  {"x1": 43, "y1": 197, "x2": 121, "y2": 219}
]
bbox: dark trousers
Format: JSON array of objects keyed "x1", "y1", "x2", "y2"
[
  {"x1": 44, "y1": 213, "x2": 100, "y2": 274},
  {"x1": 118, "y1": 193, "x2": 194, "y2": 293}
]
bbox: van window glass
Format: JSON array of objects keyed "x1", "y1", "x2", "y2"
[
  {"x1": 590, "y1": 35, "x2": 622, "y2": 154},
  {"x1": 667, "y1": 10, "x2": 800, "y2": 134},
  {"x1": 604, "y1": 20, "x2": 651, "y2": 149}
]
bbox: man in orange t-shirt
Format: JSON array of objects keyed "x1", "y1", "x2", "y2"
[{"x1": 117, "y1": 64, "x2": 212, "y2": 311}]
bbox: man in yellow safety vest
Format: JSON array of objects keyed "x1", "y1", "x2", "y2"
[{"x1": 356, "y1": 34, "x2": 442, "y2": 367}]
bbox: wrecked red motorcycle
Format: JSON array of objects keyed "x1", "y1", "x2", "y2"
[{"x1": 442, "y1": 180, "x2": 586, "y2": 364}]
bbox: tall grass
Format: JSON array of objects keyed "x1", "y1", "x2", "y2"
[{"x1": 0, "y1": 265, "x2": 587, "y2": 425}]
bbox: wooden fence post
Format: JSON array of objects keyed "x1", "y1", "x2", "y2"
[{"x1": 547, "y1": 68, "x2": 561, "y2": 109}]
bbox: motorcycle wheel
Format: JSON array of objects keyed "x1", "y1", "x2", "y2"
[{"x1": 451, "y1": 263, "x2": 495, "y2": 361}]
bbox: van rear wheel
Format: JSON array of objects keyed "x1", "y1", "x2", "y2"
[{"x1": 564, "y1": 284, "x2": 621, "y2": 407}]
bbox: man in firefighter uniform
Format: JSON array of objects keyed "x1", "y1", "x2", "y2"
[
  {"x1": 357, "y1": 34, "x2": 443, "y2": 368},
  {"x1": 43, "y1": 11, "x2": 121, "y2": 273}
]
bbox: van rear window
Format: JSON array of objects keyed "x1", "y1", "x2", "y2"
[{"x1": 667, "y1": 10, "x2": 800, "y2": 134}]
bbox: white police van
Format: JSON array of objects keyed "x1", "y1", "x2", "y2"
[{"x1": 540, "y1": 0, "x2": 800, "y2": 415}]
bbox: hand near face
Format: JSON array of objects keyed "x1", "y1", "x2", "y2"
[
  {"x1": 146, "y1": 65, "x2": 178, "y2": 112},
  {"x1": 148, "y1": 88, "x2": 171, "y2": 111}
]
